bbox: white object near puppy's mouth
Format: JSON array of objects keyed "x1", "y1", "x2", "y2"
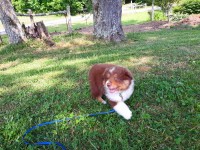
[{"x1": 108, "y1": 87, "x2": 118, "y2": 93}]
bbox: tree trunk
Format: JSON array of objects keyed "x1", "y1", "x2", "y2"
[
  {"x1": 92, "y1": 0, "x2": 125, "y2": 42},
  {"x1": 36, "y1": 21, "x2": 55, "y2": 46},
  {"x1": 167, "y1": 4, "x2": 173, "y2": 23},
  {"x1": 66, "y1": 5, "x2": 72, "y2": 33},
  {"x1": 0, "y1": 0, "x2": 26, "y2": 44},
  {"x1": 22, "y1": 20, "x2": 55, "y2": 47},
  {"x1": 151, "y1": 0, "x2": 155, "y2": 21},
  {"x1": 0, "y1": 35, "x2": 3, "y2": 44}
]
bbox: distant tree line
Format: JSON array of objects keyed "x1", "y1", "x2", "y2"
[{"x1": 11, "y1": 0, "x2": 92, "y2": 15}]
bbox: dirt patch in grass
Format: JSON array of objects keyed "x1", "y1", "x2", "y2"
[
  {"x1": 138, "y1": 66, "x2": 152, "y2": 72},
  {"x1": 173, "y1": 14, "x2": 200, "y2": 27},
  {"x1": 0, "y1": 60, "x2": 19, "y2": 70},
  {"x1": 168, "y1": 62, "x2": 188, "y2": 70}
]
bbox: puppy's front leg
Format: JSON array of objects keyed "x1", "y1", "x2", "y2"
[
  {"x1": 113, "y1": 102, "x2": 132, "y2": 120},
  {"x1": 108, "y1": 100, "x2": 117, "y2": 107},
  {"x1": 96, "y1": 96, "x2": 107, "y2": 104}
]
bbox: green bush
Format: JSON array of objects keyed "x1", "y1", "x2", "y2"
[
  {"x1": 173, "y1": 0, "x2": 200, "y2": 14},
  {"x1": 11, "y1": 0, "x2": 92, "y2": 15},
  {"x1": 135, "y1": 0, "x2": 152, "y2": 5},
  {"x1": 171, "y1": 12, "x2": 189, "y2": 21},
  {"x1": 173, "y1": 5, "x2": 182, "y2": 13},
  {"x1": 154, "y1": 11, "x2": 167, "y2": 21}
]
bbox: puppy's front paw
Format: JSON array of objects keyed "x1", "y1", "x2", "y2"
[
  {"x1": 113, "y1": 102, "x2": 132, "y2": 120},
  {"x1": 102, "y1": 100, "x2": 107, "y2": 104},
  {"x1": 97, "y1": 96, "x2": 107, "y2": 104},
  {"x1": 123, "y1": 110, "x2": 132, "y2": 120}
]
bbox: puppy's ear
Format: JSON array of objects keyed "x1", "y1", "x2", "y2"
[
  {"x1": 102, "y1": 68, "x2": 110, "y2": 81},
  {"x1": 102, "y1": 68, "x2": 107, "y2": 79},
  {"x1": 123, "y1": 80, "x2": 130, "y2": 87},
  {"x1": 124, "y1": 69, "x2": 133, "y2": 80}
]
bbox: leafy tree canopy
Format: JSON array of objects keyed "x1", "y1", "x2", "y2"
[
  {"x1": 11, "y1": 0, "x2": 92, "y2": 15},
  {"x1": 135, "y1": 0, "x2": 181, "y2": 7}
]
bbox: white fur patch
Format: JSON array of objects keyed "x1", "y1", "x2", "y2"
[
  {"x1": 109, "y1": 67, "x2": 116, "y2": 73},
  {"x1": 113, "y1": 102, "x2": 132, "y2": 120},
  {"x1": 105, "y1": 80, "x2": 110, "y2": 87},
  {"x1": 102, "y1": 100, "x2": 107, "y2": 104},
  {"x1": 105, "y1": 80, "x2": 134, "y2": 102}
]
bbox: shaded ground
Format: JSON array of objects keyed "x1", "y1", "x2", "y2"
[{"x1": 77, "y1": 14, "x2": 200, "y2": 35}]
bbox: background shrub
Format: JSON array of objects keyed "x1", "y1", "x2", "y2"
[
  {"x1": 11, "y1": 0, "x2": 92, "y2": 15},
  {"x1": 173, "y1": 0, "x2": 200, "y2": 14},
  {"x1": 154, "y1": 11, "x2": 167, "y2": 21},
  {"x1": 171, "y1": 12, "x2": 189, "y2": 21}
]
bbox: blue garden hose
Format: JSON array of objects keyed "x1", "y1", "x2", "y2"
[{"x1": 22, "y1": 109, "x2": 115, "y2": 150}]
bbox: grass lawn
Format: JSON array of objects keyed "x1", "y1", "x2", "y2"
[
  {"x1": 0, "y1": 25, "x2": 200, "y2": 149},
  {"x1": 47, "y1": 12, "x2": 150, "y2": 33},
  {"x1": 0, "y1": 11, "x2": 150, "y2": 32}
]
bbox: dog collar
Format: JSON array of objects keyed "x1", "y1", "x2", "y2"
[{"x1": 119, "y1": 93, "x2": 123, "y2": 101}]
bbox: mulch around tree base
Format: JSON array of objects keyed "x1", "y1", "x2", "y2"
[{"x1": 78, "y1": 21, "x2": 169, "y2": 35}]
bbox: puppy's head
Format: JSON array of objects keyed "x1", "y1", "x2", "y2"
[{"x1": 103, "y1": 66, "x2": 133, "y2": 93}]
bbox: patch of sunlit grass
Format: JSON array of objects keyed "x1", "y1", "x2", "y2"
[
  {"x1": 4, "y1": 58, "x2": 49, "y2": 74},
  {"x1": 21, "y1": 71, "x2": 64, "y2": 90},
  {"x1": 122, "y1": 12, "x2": 150, "y2": 25},
  {"x1": 56, "y1": 37, "x2": 95, "y2": 51},
  {"x1": 0, "y1": 60, "x2": 20, "y2": 70},
  {"x1": 130, "y1": 56, "x2": 156, "y2": 66},
  {"x1": 47, "y1": 12, "x2": 150, "y2": 34}
]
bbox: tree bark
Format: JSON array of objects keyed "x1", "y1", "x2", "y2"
[
  {"x1": 66, "y1": 5, "x2": 72, "y2": 33},
  {"x1": 151, "y1": 0, "x2": 155, "y2": 21},
  {"x1": 0, "y1": 0, "x2": 26, "y2": 44},
  {"x1": 92, "y1": 0, "x2": 125, "y2": 42},
  {"x1": 22, "y1": 20, "x2": 55, "y2": 47},
  {"x1": 0, "y1": 35, "x2": 3, "y2": 44},
  {"x1": 36, "y1": 21, "x2": 55, "y2": 46}
]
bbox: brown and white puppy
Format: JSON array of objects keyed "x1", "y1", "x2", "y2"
[{"x1": 89, "y1": 64, "x2": 134, "y2": 120}]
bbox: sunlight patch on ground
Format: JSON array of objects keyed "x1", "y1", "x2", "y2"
[
  {"x1": 0, "y1": 85, "x2": 22, "y2": 98},
  {"x1": 3, "y1": 58, "x2": 50, "y2": 74},
  {"x1": 0, "y1": 60, "x2": 20, "y2": 70},
  {"x1": 178, "y1": 46, "x2": 199, "y2": 54},
  {"x1": 125, "y1": 56, "x2": 158, "y2": 72},
  {"x1": 57, "y1": 38, "x2": 94, "y2": 51},
  {"x1": 130, "y1": 56, "x2": 156, "y2": 66},
  {"x1": 0, "y1": 87, "x2": 6, "y2": 95},
  {"x1": 21, "y1": 71, "x2": 64, "y2": 90},
  {"x1": 0, "y1": 69, "x2": 73, "y2": 95},
  {"x1": 61, "y1": 58, "x2": 88, "y2": 66},
  {"x1": 147, "y1": 36, "x2": 160, "y2": 42},
  {"x1": 167, "y1": 62, "x2": 188, "y2": 70}
]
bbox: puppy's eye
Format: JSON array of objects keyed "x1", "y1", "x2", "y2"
[
  {"x1": 106, "y1": 73, "x2": 110, "y2": 78},
  {"x1": 114, "y1": 77, "x2": 121, "y2": 82}
]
